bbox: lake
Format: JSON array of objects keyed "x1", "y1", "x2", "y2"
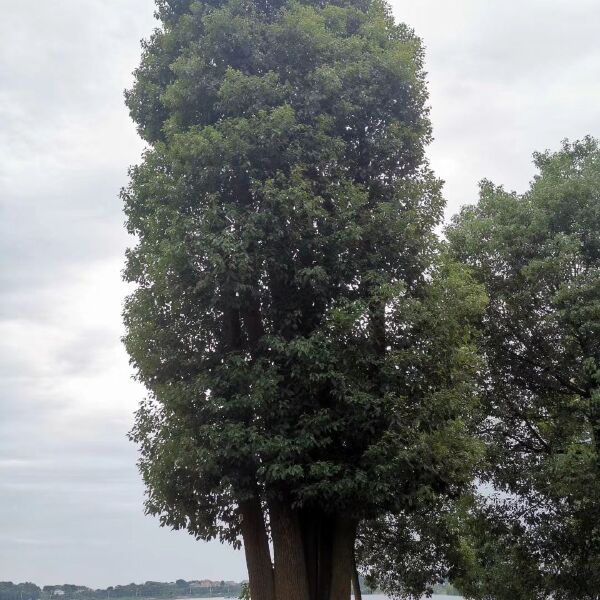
[
  {"x1": 198, "y1": 596, "x2": 461, "y2": 600},
  {"x1": 365, "y1": 596, "x2": 460, "y2": 600}
]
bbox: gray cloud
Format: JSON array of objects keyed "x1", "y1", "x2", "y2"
[
  {"x1": 1, "y1": 0, "x2": 599, "y2": 589},
  {"x1": 395, "y1": 0, "x2": 600, "y2": 216},
  {"x1": 0, "y1": 0, "x2": 246, "y2": 587}
]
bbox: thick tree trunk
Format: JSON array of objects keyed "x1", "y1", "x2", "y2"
[
  {"x1": 300, "y1": 511, "x2": 334, "y2": 600},
  {"x1": 239, "y1": 499, "x2": 276, "y2": 600},
  {"x1": 328, "y1": 518, "x2": 357, "y2": 600},
  {"x1": 300, "y1": 511, "x2": 319, "y2": 600},
  {"x1": 270, "y1": 500, "x2": 311, "y2": 600},
  {"x1": 316, "y1": 517, "x2": 334, "y2": 600}
]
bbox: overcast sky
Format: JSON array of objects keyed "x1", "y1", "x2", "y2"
[{"x1": 1, "y1": 0, "x2": 599, "y2": 589}]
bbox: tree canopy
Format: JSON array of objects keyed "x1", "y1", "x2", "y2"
[
  {"x1": 123, "y1": 0, "x2": 485, "y2": 599},
  {"x1": 448, "y1": 138, "x2": 600, "y2": 600}
]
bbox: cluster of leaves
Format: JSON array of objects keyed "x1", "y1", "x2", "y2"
[
  {"x1": 239, "y1": 583, "x2": 251, "y2": 600},
  {"x1": 446, "y1": 138, "x2": 600, "y2": 599},
  {"x1": 124, "y1": 0, "x2": 485, "y2": 560},
  {"x1": 356, "y1": 498, "x2": 464, "y2": 599}
]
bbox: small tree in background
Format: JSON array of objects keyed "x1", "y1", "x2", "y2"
[
  {"x1": 123, "y1": 0, "x2": 485, "y2": 598},
  {"x1": 448, "y1": 138, "x2": 600, "y2": 600},
  {"x1": 239, "y1": 583, "x2": 251, "y2": 600}
]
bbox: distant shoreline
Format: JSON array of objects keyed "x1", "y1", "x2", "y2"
[{"x1": 0, "y1": 582, "x2": 461, "y2": 600}]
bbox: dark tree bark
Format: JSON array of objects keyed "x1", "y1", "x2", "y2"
[
  {"x1": 329, "y1": 517, "x2": 357, "y2": 600},
  {"x1": 316, "y1": 517, "x2": 334, "y2": 600},
  {"x1": 300, "y1": 511, "x2": 319, "y2": 600},
  {"x1": 300, "y1": 511, "x2": 335, "y2": 600},
  {"x1": 239, "y1": 499, "x2": 276, "y2": 600},
  {"x1": 270, "y1": 500, "x2": 311, "y2": 600}
]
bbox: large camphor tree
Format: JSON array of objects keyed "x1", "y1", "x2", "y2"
[
  {"x1": 448, "y1": 138, "x2": 600, "y2": 600},
  {"x1": 123, "y1": 0, "x2": 484, "y2": 598}
]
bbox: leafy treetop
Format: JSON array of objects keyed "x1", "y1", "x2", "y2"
[
  {"x1": 124, "y1": 0, "x2": 485, "y2": 570},
  {"x1": 448, "y1": 137, "x2": 600, "y2": 600}
]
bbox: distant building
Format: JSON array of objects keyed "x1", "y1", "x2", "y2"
[
  {"x1": 198, "y1": 582, "x2": 214, "y2": 589},
  {"x1": 188, "y1": 580, "x2": 232, "y2": 590},
  {"x1": 188, "y1": 582, "x2": 211, "y2": 589}
]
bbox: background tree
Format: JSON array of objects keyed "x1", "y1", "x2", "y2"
[
  {"x1": 239, "y1": 583, "x2": 251, "y2": 600},
  {"x1": 0, "y1": 583, "x2": 41, "y2": 600},
  {"x1": 124, "y1": 0, "x2": 485, "y2": 598},
  {"x1": 356, "y1": 497, "x2": 466, "y2": 599},
  {"x1": 448, "y1": 137, "x2": 600, "y2": 599}
]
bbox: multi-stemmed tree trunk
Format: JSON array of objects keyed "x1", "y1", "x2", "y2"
[{"x1": 239, "y1": 503, "x2": 358, "y2": 600}]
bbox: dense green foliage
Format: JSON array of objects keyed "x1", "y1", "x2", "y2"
[
  {"x1": 356, "y1": 497, "x2": 469, "y2": 599},
  {"x1": 239, "y1": 583, "x2": 250, "y2": 600},
  {"x1": 123, "y1": 0, "x2": 485, "y2": 598},
  {"x1": 125, "y1": 0, "x2": 483, "y2": 545},
  {"x1": 448, "y1": 138, "x2": 600, "y2": 599}
]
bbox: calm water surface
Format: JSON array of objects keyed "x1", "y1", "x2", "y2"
[
  {"x1": 360, "y1": 596, "x2": 460, "y2": 600},
  {"x1": 366, "y1": 596, "x2": 461, "y2": 600},
  {"x1": 201, "y1": 596, "x2": 461, "y2": 600}
]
